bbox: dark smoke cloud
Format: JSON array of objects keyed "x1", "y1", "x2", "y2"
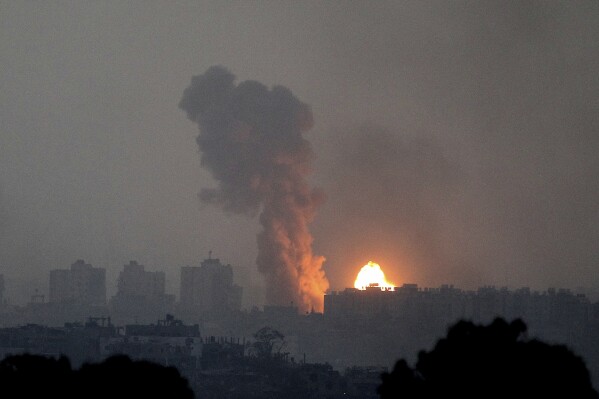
[
  {"x1": 314, "y1": 126, "x2": 476, "y2": 288},
  {"x1": 317, "y1": 118, "x2": 599, "y2": 290},
  {"x1": 310, "y1": 2, "x2": 599, "y2": 292},
  {"x1": 179, "y1": 66, "x2": 328, "y2": 311}
]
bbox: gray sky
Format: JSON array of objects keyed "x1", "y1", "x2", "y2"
[{"x1": 1, "y1": 1, "x2": 598, "y2": 304}]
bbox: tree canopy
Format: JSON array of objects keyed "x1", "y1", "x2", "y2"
[
  {"x1": 0, "y1": 354, "x2": 194, "y2": 399},
  {"x1": 378, "y1": 318, "x2": 598, "y2": 399},
  {"x1": 251, "y1": 326, "x2": 286, "y2": 359}
]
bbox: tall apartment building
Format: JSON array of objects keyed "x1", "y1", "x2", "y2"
[
  {"x1": 180, "y1": 256, "x2": 242, "y2": 316},
  {"x1": 49, "y1": 259, "x2": 106, "y2": 305},
  {"x1": 110, "y1": 260, "x2": 175, "y2": 324},
  {"x1": 116, "y1": 260, "x2": 166, "y2": 299}
]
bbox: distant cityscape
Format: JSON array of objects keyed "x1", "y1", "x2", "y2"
[
  {"x1": 1, "y1": 256, "x2": 599, "y2": 395},
  {"x1": 0, "y1": 256, "x2": 244, "y2": 327}
]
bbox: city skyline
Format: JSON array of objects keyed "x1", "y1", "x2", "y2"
[
  {"x1": 1, "y1": 2, "x2": 598, "y2": 306},
  {"x1": 1, "y1": 2, "x2": 598, "y2": 397},
  {"x1": 2, "y1": 256, "x2": 598, "y2": 307}
]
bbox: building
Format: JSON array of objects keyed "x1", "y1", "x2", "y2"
[
  {"x1": 179, "y1": 256, "x2": 242, "y2": 318},
  {"x1": 110, "y1": 261, "x2": 175, "y2": 324},
  {"x1": 0, "y1": 317, "x2": 118, "y2": 366},
  {"x1": 101, "y1": 314, "x2": 202, "y2": 372},
  {"x1": 324, "y1": 284, "x2": 591, "y2": 328},
  {"x1": 115, "y1": 260, "x2": 167, "y2": 299},
  {"x1": 49, "y1": 260, "x2": 106, "y2": 306}
]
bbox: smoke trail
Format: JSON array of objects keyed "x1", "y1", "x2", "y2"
[{"x1": 179, "y1": 66, "x2": 328, "y2": 312}]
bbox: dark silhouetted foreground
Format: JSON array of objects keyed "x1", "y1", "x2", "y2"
[
  {"x1": 379, "y1": 318, "x2": 598, "y2": 398},
  {"x1": 0, "y1": 354, "x2": 194, "y2": 399}
]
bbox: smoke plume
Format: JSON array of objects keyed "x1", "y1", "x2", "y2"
[{"x1": 179, "y1": 66, "x2": 328, "y2": 311}]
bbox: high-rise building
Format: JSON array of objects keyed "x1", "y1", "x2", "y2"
[
  {"x1": 110, "y1": 261, "x2": 175, "y2": 324},
  {"x1": 116, "y1": 260, "x2": 166, "y2": 299},
  {"x1": 180, "y1": 256, "x2": 242, "y2": 316},
  {"x1": 49, "y1": 259, "x2": 106, "y2": 305}
]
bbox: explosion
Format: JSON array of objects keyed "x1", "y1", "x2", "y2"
[
  {"x1": 354, "y1": 261, "x2": 396, "y2": 290},
  {"x1": 179, "y1": 66, "x2": 329, "y2": 312}
]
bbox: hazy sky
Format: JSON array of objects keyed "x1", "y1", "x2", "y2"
[{"x1": 1, "y1": 1, "x2": 598, "y2": 304}]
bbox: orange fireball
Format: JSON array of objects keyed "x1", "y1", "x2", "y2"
[{"x1": 354, "y1": 261, "x2": 396, "y2": 290}]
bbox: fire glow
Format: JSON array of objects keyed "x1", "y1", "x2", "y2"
[{"x1": 354, "y1": 261, "x2": 396, "y2": 291}]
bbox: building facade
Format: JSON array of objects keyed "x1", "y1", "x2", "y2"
[
  {"x1": 49, "y1": 259, "x2": 106, "y2": 306},
  {"x1": 110, "y1": 260, "x2": 175, "y2": 324},
  {"x1": 116, "y1": 260, "x2": 166, "y2": 299},
  {"x1": 179, "y1": 256, "x2": 242, "y2": 317}
]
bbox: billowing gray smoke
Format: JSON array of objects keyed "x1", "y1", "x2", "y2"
[{"x1": 179, "y1": 66, "x2": 328, "y2": 311}]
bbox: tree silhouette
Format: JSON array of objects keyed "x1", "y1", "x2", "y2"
[
  {"x1": 250, "y1": 326, "x2": 286, "y2": 359},
  {"x1": 77, "y1": 355, "x2": 194, "y2": 399},
  {"x1": 378, "y1": 318, "x2": 598, "y2": 399},
  {"x1": 0, "y1": 354, "x2": 194, "y2": 399},
  {"x1": 0, "y1": 354, "x2": 75, "y2": 397}
]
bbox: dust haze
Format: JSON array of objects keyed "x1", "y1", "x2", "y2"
[
  {"x1": 313, "y1": 2, "x2": 599, "y2": 292},
  {"x1": 0, "y1": 1, "x2": 597, "y2": 304}
]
